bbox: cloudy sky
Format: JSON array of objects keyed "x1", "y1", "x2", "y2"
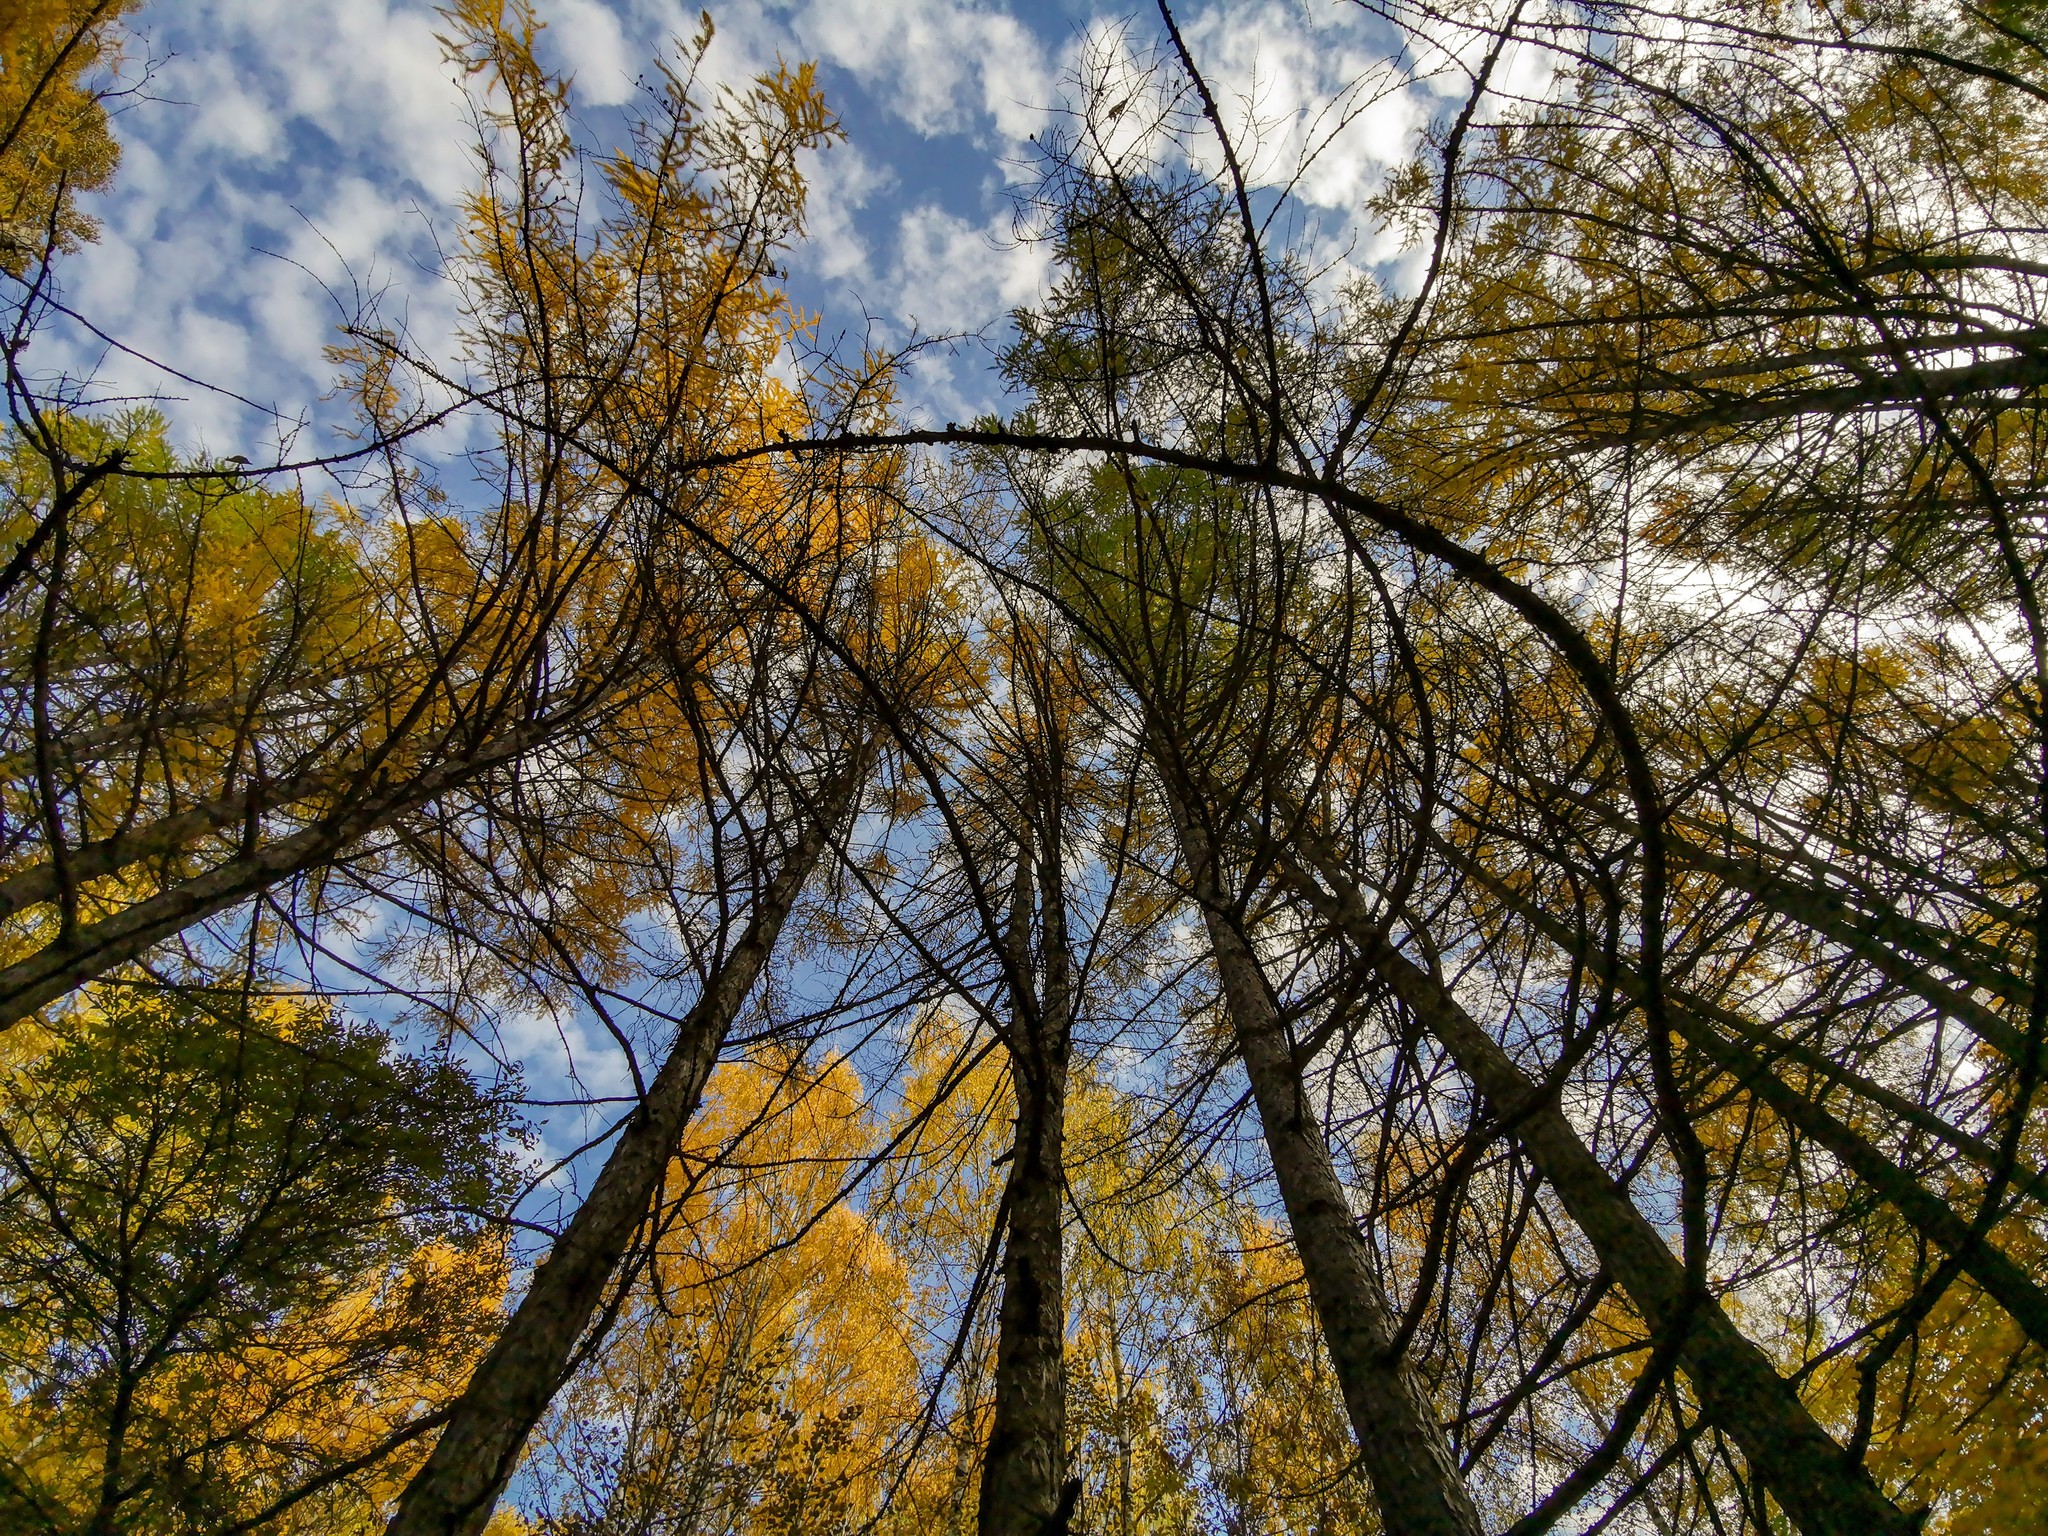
[
  {"x1": 39, "y1": 0, "x2": 1493, "y2": 1172},
  {"x1": 47, "y1": 0, "x2": 1472, "y2": 458}
]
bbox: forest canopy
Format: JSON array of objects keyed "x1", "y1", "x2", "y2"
[{"x1": 2, "y1": 2, "x2": 2045, "y2": 1534}]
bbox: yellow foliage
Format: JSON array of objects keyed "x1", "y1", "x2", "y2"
[
  {"x1": 0, "y1": 0, "x2": 130, "y2": 273},
  {"x1": 535, "y1": 1052, "x2": 924, "y2": 1533}
]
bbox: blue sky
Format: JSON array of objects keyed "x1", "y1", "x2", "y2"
[
  {"x1": 47, "y1": 0, "x2": 1465, "y2": 456},
  {"x1": 38, "y1": 0, "x2": 1490, "y2": 1186}
]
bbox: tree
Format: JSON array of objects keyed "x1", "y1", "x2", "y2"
[
  {"x1": 974, "y1": 610, "x2": 1083, "y2": 1536},
  {"x1": 860, "y1": 6, "x2": 2048, "y2": 1531},
  {"x1": 0, "y1": 983, "x2": 520, "y2": 1535},
  {"x1": 0, "y1": 0, "x2": 130, "y2": 277},
  {"x1": 6, "y1": 1, "x2": 2048, "y2": 1532},
  {"x1": 385, "y1": 734, "x2": 871, "y2": 1536},
  {"x1": 0, "y1": 0, "x2": 849, "y2": 1038},
  {"x1": 527, "y1": 1054, "x2": 923, "y2": 1536},
  {"x1": 1065, "y1": 1075, "x2": 1378, "y2": 1536}
]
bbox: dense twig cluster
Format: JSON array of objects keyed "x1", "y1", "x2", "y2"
[{"x1": 2, "y1": 3, "x2": 2044, "y2": 1535}]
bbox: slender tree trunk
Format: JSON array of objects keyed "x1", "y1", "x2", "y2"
[
  {"x1": 1665, "y1": 843, "x2": 2022, "y2": 1059},
  {"x1": 947, "y1": 1415, "x2": 979, "y2": 1536},
  {"x1": 1108, "y1": 1315, "x2": 1134, "y2": 1536},
  {"x1": 385, "y1": 756, "x2": 863, "y2": 1536},
  {"x1": 978, "y1": 819, "x2": 1077, "y2": 1536},
  {"x1": 1275, "y1": 822, "x2": 1916, "y2": 1536},
  {"x1": 1445, "y1": 838, "x2": 2048, "y2": 1346},
  {"x1": 1664, "y1": 830, "x2": 2024, "y2": 1005},
  {"x1": 1171, "y1": 804, "x2": 1485, "y2": 1536},
  {"x1": 0, "y1": 711, "x2": 586, "y2": 1032},
  {"x1": 84, "y1": 1359, "x2": 136, "y2": 1536}
]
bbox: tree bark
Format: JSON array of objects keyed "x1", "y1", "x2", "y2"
[
  {"x1": 1172, "y1": 804, "x2": 1486, "y2": 1536},
  {"x1": 0, "y1": 711, "x2": 585, "y2": 1032},
  {"x1": 1275, "y1": 823, "x2": 1916, "y2": 1536},
  {"x1": 384, "y1": 755, "x2": 862, "y2": 1536},
  {"x1": 978, "y1": 820, "x2": 1077, "y2": 1536},
  {"x1": 1446, "y1": 842, "x2": 2048, "y2": 1348}
]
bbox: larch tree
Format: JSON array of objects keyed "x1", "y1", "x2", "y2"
[
  {"x1": 972, "y1": 607, "x2": 1084, "y2": 1536},
  {"x1": 4, "y1": 2, "x2": 2047, "y2": 1535},
  {"x1": 922, "y1": 4, "x2": 2047, "y2": 1532}
]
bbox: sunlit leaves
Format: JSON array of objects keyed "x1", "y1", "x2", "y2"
[{"x1": 0, "y1": 985, "x2": 522, "y2": 1533}]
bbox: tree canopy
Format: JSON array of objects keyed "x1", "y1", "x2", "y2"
[{"x1": 2, "y1": 2, "x2": 2044, "y2": 1534}]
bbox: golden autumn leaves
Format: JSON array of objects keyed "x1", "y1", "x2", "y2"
[{"x1": 5, "y1": 3, "x2": 2048, "y2": 1535}]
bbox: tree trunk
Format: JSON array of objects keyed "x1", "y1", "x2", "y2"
[
  {"x1": 1172, "y1": 805, "x2": 1486, "y2": 1536},
  {"x1": 1109, "y1": 1316, "x2": 1134, "y2": 1536},
  {"x1": 385, "y1": 756, "x2": 862, "y2": 1536},
  {"x1": 0, "y1": 711, "x2": 583, "y2": 1032},
  {"x1": 978, "y1": 820, "x2": 1077, "y2": 1536},
  {"x1": 1275, "y1": 823, "x2": 1916, "y2": 1536},
  {"x1": 1446, "y1": 841, "x2": 2048, "y2": 1348}
]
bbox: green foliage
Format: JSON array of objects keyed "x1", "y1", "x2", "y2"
[{"x1": 0, "y1": 985, "x2": 524, "y2": 1533}]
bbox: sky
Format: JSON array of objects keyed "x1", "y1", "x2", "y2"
[
  {"x1": 44, "y1": 0, "x2": 1468, "y2": 459},
  {"x1": 35, "y1": 0, "x2": 1487, "y2": 1184}
]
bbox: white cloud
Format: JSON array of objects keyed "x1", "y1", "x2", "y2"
[
  {"x1": 787, "y1": 0, "x2": 1056, "y2": 146},
  {"x1": 800, "y1": 138, "x2": 894, "y2": 285},
  {"x1": 1175, "y1": 0, "x2": 1416, "y2": 210},
  {"x1": 52, "y1": 0, "x2": 1069, "y2": 451},
  {"x1": 544, "y1": 0, "x2": 639, "y2": 105},
  {"x1": 34, "y1": 0, "x2": 474, "y2": 448},
  {"x1": 891, "y1": 201, "x2": 1047, "y2": 335},
  {"x1": 871, "y1": 201, "x2": 1050, "y2": 422},
  {"x1": 49, "y1": 0, "x2": 1445, "y2": 453}
]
